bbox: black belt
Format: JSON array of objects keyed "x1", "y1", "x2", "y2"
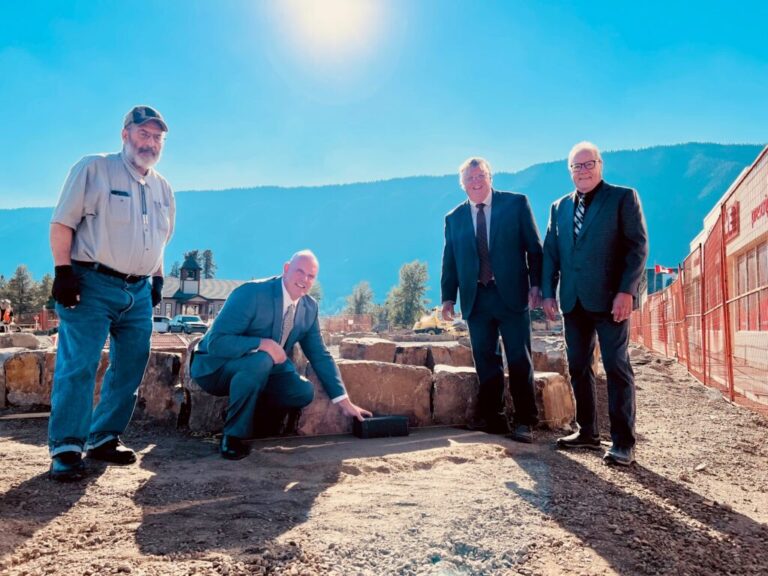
[{"x1": 72, "y1": 260, "x2": 148, "y2": 284}]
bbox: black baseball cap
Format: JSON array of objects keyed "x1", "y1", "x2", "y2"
[{"x1": 123, "y1": 105, "x2": 168, "y2": 132}]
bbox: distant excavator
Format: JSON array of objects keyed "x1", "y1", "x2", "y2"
[{"x1": 412, "y1": 306, "x2": 468, "y2": 336}]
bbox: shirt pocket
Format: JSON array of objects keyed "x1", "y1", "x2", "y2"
[
  {"x1": 109, "y1": 190, "x2": 132, "y2": 224},
  {"x1": 153, "y1": 200, "x2": 171, "y2": 234}
]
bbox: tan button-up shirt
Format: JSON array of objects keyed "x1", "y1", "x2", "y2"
[{"x1": 51, "y1": 152, "x2": 175, "y2": 276}]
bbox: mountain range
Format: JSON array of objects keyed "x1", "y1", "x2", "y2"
[{"x1": 0, "y1": 143, "x2": 762, "y2": 312}]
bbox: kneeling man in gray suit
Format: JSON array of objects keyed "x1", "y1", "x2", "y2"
[
  {"x1": 542, "y1": 142, "x2": 648, "y2": 466},
  {"x1": 191, "y1": 250, "x2": 372, "y2": 459}
]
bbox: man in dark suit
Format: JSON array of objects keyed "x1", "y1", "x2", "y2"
[
  {"x1": 441, "y1": 157, "x2": 543, "y2": 442},
  {"x1": 191, "y1": 250, "x2": 371, "y2": 459},
  {"x1": 542, "y1": 141, "x2": 648, "y2": 466}
]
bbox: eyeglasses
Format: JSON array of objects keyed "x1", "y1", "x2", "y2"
[
  {"x1": 570, "y1": 160, "x2": 600, "y2": 172},
  {"x1": 132, "y1": 127, "x2": 166, "y2": 145}
]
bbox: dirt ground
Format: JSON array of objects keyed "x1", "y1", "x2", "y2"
[{"x1": 1, "y1": 345, "x2": 767, "y2": 576}]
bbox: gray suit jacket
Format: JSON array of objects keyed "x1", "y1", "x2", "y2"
[
  {"x1": 441, "y1": 190, "x2": 543, "y2": 319},
  {"x1": 542, "y1": 181, "x2": 649, "y2": 313},
  {"x1": 191, "y1": 276, "x2": 345, "y2": 399}
]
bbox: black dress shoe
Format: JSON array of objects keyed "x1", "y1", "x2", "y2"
[
  {"x1": 510, "y1": 424, "x2": 534, "y2": 444},
  {"x1": 220, "y1": 435, "x2": 251, "y2": 460},
  {"x1": 603, "y1": 444, "x2": 636, "y2": 466},
  {"x1": 556, "y1": 430, "x2": 602, "y2": 450},
  {"x1": 467, "y1": 412, "x2": 510, "y2": 435},
  {"x1": 49, "y1": 451, "x2": 87, "y2": 482},
  {"x1": 86, "y1": 439, "x2": 137, "y2": 465}
]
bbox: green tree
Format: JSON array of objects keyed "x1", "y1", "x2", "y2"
[
  {"x1": 35, "y1": 273, "x2": 55, "y2": 310},
  {"x1": 345, "y1": 281, "x2": 374, "y2": 315},
  {"x1": 169, "y1": 261, "x2": 181, "y2": 278},
  {"x1": 201, "y1": 249, "x2": 217, "y2": 279},
  {"x1": 385, "y1": 261, "x2": 429, "y2": 327},
  {"x1": 6, "y1": 265, "x2": 38, "y2": 316},
  {"x1": 309, "y1": 280, "x2": 323, "y2": 304}
]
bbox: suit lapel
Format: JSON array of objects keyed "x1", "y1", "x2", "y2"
[
  {"x1": 488, "y1": 190, "x2": 501, "y2": 252},
  {"x1": 560, "y1": 193, "x2": 576, "y2": 253},
  {"x1": 577, "y1": 185, "x2": 608, "y2": 242},
  {"x1": 271, "y1": 278, "x2": 283, "y2": 342}
]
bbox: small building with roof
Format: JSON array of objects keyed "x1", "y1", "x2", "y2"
[{"x1": 154, "y1": 254, "x2": 246, "y2": 321}]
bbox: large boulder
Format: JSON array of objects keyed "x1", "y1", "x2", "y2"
[
  {"x1": 336, "y1": 360, "x2": 432, "y2": 428},
  {"x1": 297, "y1": 365, "x2": 352, "y2": 436},
  {"x1": 0, "y1": 333, "x2": 53, "y2": 350},
  {"x1": 3, "y1": 350, "x2": 47, "y2": 405},
  {"x1": 394, "y1": 344, "x2": 430, "y2": 367},
  {"x1": 430, "y1": 343, "x2": 474, "y2": 368},
  {"x1": 432, "y1": 365, "x2": 480, "y2": 425},
  {"x1": 531, "y1": 336, "x2": 569, "y2": 377},
  {"x1": 135, "y1": 352, "x2": 183, "y2": 424},
  {"x1": 339, "y1": 337, "x2": 397, "y2": 363},
  {"x1": 533, "y1": 372, "x2": 576, "y2": 429},
  {"x1": 184, "y1": 378, "x2": 228, "y2": 433}
]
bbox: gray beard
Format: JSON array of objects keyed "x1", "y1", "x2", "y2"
[{"x1": 123, "y1": 140, "x2": 160, "y2": 171}]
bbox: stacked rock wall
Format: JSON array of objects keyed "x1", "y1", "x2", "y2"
[{"x1": 2, "y1": 333, "x2": 577, "y2": 439}]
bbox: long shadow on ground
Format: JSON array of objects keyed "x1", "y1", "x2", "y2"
[
  {"x1": 133, "y1": 428, "x2": 485, "y2": 559},
  {"x1": 506, "y1": 448, "x2": 768, "y2": 575}
]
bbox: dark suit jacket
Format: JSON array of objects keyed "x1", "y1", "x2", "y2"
[
  {"x1": 542, "y1": 181, "x2": 649, "y2": 314},
  {"x1": 441, "y1": 190, "x2": 543, "y2": 318},
  {"x1": 191, "y1": 276, "x2": 346, "y2": 399}
]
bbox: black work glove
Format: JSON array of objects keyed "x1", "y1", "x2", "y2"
[
  {"x1": 52, "y1": 265, "x2": 81, "y2": 308},
  {"x1": 151, "y1": 276, "x2": 164, "y2": 307}
]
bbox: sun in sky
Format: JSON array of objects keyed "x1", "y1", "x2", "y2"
[{"x1": 269, "y1": 0, "x2": 388, "y2": 69}]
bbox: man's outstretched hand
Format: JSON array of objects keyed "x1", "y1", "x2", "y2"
[{"x1": 337, "y1": 398, "x2": 373, "y2": 422}]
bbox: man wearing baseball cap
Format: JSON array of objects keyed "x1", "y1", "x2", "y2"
[{"x1": 48, "y1": 105, "x2": 175, "y2": 481}]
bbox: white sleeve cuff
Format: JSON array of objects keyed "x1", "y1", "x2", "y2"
[{"x1": 331, "y1": 394, "x2": 348, "y2": 404}]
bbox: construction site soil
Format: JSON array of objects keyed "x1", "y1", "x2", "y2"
[{"x1": 1, "y1": 345, "x2": 766, "y2": 575}]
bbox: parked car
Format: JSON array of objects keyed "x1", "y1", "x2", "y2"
[
  {"x1": 169, "y1": 314, "x2": 208, "y2": 334},
  {"x1": 153, "y1": 316, "x2": 172, "y2": 333}
]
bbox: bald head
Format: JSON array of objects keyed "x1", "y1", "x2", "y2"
[{"x1": 283, "y1": 250, "x2": 319, "y2": 301}]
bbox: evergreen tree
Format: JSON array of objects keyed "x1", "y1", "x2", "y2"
[
  {"x1": 169, "y1": 261, "x2": 181, "y2": 278},
  {"x1": 35, "y1": 273, "x2": 55, "y2": 310},
  {"x1": 201, "y1": 249, "x2": 217, "y2": 279},
  {"x1": 7, "y1": 265, "x2": 37, "y2": 315}
]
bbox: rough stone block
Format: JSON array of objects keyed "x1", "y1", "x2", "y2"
[
  {"x1": 289, "y1": 343, "x2": 309, "y2": 376},
  {"x1": 299, "y1": 360, "x2": 432, "y2": 435},
  {"x1": 297, "y1": 366, "x2": 352, "y2": 436},
  {"x1": 4, "y1": 350, "x2": 46, "y2": 405},
  {"x1": 394, "y1": 344, "x2": 429, "y2": 367},
  {"x1": 533, "y1": 372, "x2": 576, "y2": 429},
  {"x1": 430, "y1": 343, "x2": 474, "y2": 368},
  {"x1": 0, "y1": 333, "x2": 53, "y2": 350},
  {"x1": 531, "y1": 336, "x2": 569, "y2": 377},
  {"x1": 337, "y1": 360, "x2": 432, "y2": 427},
  {"x1": 339, "y1": 337, "x2": 397, "y2": 362},
  {"x1": 135, "y1": 352, "x2": 182, "y2": 423},
  {"x1": 185, "y1": 378, "x2": 228, "y2": 433},
  {"x1": 432, "y1": 365, "x2": 480, "y2": 425}
]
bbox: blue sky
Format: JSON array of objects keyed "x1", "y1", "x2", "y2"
[{"x1": 2, "y1": 0, "x2": 767, "y2": 208}]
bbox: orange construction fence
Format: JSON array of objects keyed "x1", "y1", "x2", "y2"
[{"x1": 630, "y1": 146, "x2": 768, "y2": 407}]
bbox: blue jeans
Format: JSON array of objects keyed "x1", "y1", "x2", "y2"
[{"x1": 48, "y1": 264, "x2": 152, "y2": 456}]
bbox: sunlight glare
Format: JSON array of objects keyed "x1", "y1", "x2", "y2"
[{"x1": 271, "y1": 0, "x2": 386, "y2": 67}]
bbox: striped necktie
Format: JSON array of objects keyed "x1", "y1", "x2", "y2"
[
  {"x1": 574, "y1": 194, "x2": 586, "y2": 239},
  {"x1": 280, "y1": 303, "x2": 296, "y2": 348}
]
